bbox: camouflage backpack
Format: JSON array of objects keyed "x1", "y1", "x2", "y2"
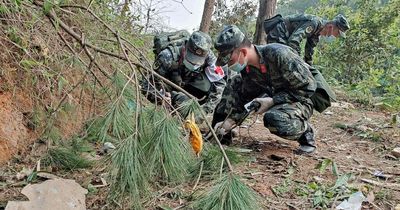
[{"x1": 153, "y1": 30, "x2": 190, "y2": 56}]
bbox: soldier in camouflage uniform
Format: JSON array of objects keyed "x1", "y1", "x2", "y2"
[
  {"x1": 146, "y1": 31, "x2": 226, "y2": 115},
  {"x1": 264, "y1": 14, "x2": 350, "y2": 65},
  {"x1": 212, "y1": 25, "x2": 335, "y2": 153}
]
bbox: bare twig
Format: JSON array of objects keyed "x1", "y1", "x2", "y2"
[
  {"x1": 192, "y1": 161, "x2": 204, "y2": 191},
  {"x1": 171, "y1": 0, "x2": 193, "y2": 14},
  {"x1": 360, "y1": 178, "x2": 400, "y2": 191}
]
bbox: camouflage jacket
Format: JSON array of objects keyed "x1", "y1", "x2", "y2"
[
  {"x1": 283, "y1": 14, "x2": 323, "y2": 65},
  {"x1": 229, "y1": 44, "x2": 317, "y2": 121},
  {"x1": 154, "y1": 45, "x2": 226, "y2": 113}
]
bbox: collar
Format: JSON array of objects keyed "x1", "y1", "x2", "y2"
[{"x1": 247, "y1": 45, "x2": 267, "y2": 73}]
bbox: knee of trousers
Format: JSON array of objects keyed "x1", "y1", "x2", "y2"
[
  {"x1": 263, "y1": 111, "x2": 305, "y2": 140},
  {"x1": 172, "y1": 92, "x2": 189, "y2": 106}
]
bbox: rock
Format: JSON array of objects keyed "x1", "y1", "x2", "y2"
[
  {"x1": 392, "y1": 147, "x2": 400, "y2": 158},
  {"x1": 336, "y1": 191, "x2": 366, "y2": 210},
  {"x1": 331, "y1": 102, "x2": 355, "y2": 109},
  {"x1": 36, "y1": 172, "x2": 59, "y2": 180},
  {"x1": 395, "y1": 204, "x2": 400, "y2": 210},
  {"x1": 6, "y1": 178, "x2": 87, "y2": 210},
  {"x1": 102, "y1": 142, "x2": 116, "y2": 154},
  {"x1": 313, "y1": 176, "x2": 324, "y2": 182},
  {"x1": 16, "y1": 168, "x2": 33, "y2": 180},
  {"x1": 324, "y1": 111, "x2": 334, "y2": 115}
]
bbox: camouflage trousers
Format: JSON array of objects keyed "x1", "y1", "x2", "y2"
[{"x1": 212, "y1": 75, "x2": 313, "y2": 141}]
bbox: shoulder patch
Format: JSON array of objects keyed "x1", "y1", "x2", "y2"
[
  {"x1": 305, "y1": 25, "x2": 314, "y2": 34},
  {"x1": 204, "y1": 65, "x2": 224, "y2": 82}
]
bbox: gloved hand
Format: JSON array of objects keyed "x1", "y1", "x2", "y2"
[
  {"x1": 214, "y1": 118, "x2": 236, "y2": 135},
  {"x1": 253, "y1": 97, "x2": 274, "y2": 114},
  {"x1": 162, "y1": 91, "x2": 171, "y2": 104}
]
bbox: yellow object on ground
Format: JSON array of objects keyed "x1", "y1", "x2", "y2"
[{"x1": 184, "y1": 113, "x2": 203, "y2": 157}]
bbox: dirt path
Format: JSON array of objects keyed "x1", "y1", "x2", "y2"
[{"x1": 233, "y1": 102, "x2": 400, "y2": 209}]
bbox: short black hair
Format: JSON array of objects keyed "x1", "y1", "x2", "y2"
[{"x1": 239, "y1": 37, "x2": 252, "y2": 48}]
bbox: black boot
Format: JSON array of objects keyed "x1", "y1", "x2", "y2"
[
  {"x1": 220, "y1": 131, "x2": 233, "y2": 145},
  {"x1": 296, "y1": 123, "x2": 316, "y2": 154}
]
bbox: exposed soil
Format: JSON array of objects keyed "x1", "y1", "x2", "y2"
[
  {"x1": 0, "y1": 92, "x2": 34, "y2": 164},
  {"x1": 233, "y1": 101, "x2": 400, "y2": 209},
  {"x1": 0, "y1": 100, "x2": 399, "y2": 209}
]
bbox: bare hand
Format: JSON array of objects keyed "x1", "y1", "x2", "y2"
[
  {"x1": 253, "y1": 97, "x2": 274, "y2": 114},
  {"x1": 214, "y1": 118, "x2": 236, "y2": 135}
]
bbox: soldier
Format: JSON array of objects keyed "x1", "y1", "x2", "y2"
[
  {"x1": 212, "y1": 25, "x2": 335, "y2": 154},
  {"x1": 145, "y1": 31, "x2": 226, "y2": 116},
  {"x1": 264, "y1": 14, "x2": 350, "y2": 65}
]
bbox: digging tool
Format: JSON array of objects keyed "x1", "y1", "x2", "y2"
[{"x1": 205, "y1": 100, "x2": 262, "y2": 140}]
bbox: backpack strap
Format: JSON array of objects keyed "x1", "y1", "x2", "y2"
[{"x1": 167, "y1": 45, "x2": 183, "y2": 69}]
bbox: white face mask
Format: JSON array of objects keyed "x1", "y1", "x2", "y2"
[
  {"x1": 320, "y1": 35, "x2": 336, "y2": 43},
  {"x1": 183, "y1": 59, "x2": 202, "y2": 71},
  {"x1": 228, "y1": 51, "x2": 247, "y2": 73}
]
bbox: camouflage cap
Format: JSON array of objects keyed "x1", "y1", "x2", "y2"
[
  {"x1": 185, "y1": 31, "x2": 212, "y2": 65},
  {"x1": 214, "y1": 25, "x2": 245, "y2": 66},
  {"x1": 334, "y1": 14, "x2": 350, "y2": 32}
]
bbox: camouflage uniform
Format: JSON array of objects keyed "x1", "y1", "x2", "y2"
[
  {"x1": 213, "y1": 43, "x2": 316, "y2": 141},
  {"x1": 147, "y1": 31, "x2": 226, "y2": 114},
  {"x1": 264, "y1": 14, "x2": 350, "y2": 65},
  {"x1": 213, "y1": 25, "x2": 336, "y2": 150}
]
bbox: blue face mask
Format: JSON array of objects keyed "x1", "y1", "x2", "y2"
[
  {"x1": 229, "y1": 51, "x2": 247, "y2": 72},
  {"x1": 183, "y1": 59, "x2": 202, "y2": 71},
  {"x1": 320, "y1": 35, "x2": 336, "y2": 43}
]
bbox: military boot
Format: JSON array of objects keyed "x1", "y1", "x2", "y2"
[
  {"x1": 220, "y1": 131, "x2": 233, "y2": 145},
  {"x1": 296, "y1": 123, "x2": 316, "y2": 154}
]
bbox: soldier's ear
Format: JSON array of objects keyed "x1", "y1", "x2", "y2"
[{"x1": 240, "y1": 48, "x2": 248, "y2": 57}]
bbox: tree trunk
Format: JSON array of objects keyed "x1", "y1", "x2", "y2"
[
  {"x1": 120, "y1": 0, "x2": 131, "y2": 18},
  {"x1": 253, "y1": 0, "x2": 277, "y2": 45},
  {"x1": 199, "y1": 0, "x2": 215, "y2": 33}
]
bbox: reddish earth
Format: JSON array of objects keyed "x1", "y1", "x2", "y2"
[{"x1": 0, "y1": 92, "x2": 35, "y2": 164}]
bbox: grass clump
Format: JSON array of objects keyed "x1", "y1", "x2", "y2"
[
  {"x1": 193, "y1": 173, "x2": 262, "y2": 210},
  {"x1": 190, "y1": 144, "x2": 244, "y2": 179},
  {"x1": 45, "y1": 147, "x2": 92, "y2": 170}
]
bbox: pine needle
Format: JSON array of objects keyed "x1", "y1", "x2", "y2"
[
  {"x1": 87, "y1": 72, "x2": 137, "y2": 143},
  {"x1": 108, "y1": 134, "x2": 149, "y2": 209},
  {"x1": 177, "y1": 98, "x2": 202, "y2": 119},
  {"x1": 141, "y1": 107, "x2": 195, "y2": 184},
  {"x1": 189, "y1": 143, "x2": 243, "y2": 179},
  {"x1": 45, "y1": 147, "x2": 92, "y2": 170},
  {"x1": 90, "y1": 96, "x2": 135, "y2": 143},
  {"x1": 193, "y1": 173, "x2": 262, "y2": 210}
]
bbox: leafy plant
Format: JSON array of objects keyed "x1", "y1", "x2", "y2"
[{"x1": 316, "y1": 158, "x2": 339, "y2": 176}]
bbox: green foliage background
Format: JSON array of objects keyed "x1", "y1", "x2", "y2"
[{"x1": 307, "y1": 0, "x2": 400, "y2": 109}]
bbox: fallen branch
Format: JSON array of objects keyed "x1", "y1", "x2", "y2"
[
  {"x1": 361, "y1": 178, "x2": 400, "y2": 191},
  {"x1": 35, "y1": 0, "x2": 234, "y2": 172}
]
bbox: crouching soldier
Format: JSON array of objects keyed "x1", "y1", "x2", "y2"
[
  {"x1": 144, "y1": 31, "x2": 226, "y2": 118},
  {"x1": 212, "y1": 25, "x2": 335, "y2": 154}
]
